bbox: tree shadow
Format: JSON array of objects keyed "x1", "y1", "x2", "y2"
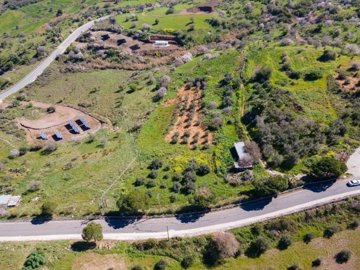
[
  {"x1": 303, "y1": 178, "x2": 336, "y2": 193},
  {"x1": 239, "y1": 196, "x2": 273, "y2": 212},
  {"x1": 30, "y1": 216, "x2": 52, "y2": 225},
  {"x1": 71, "y1": 241, "x2": 96, "y2": 252},
  {"x1": 175, "y1": 205, "x2": 209, "y2": 223},
  {"x1": 104, "y1": 212, "x2": 143, "y2": 229}
]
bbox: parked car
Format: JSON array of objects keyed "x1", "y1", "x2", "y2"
[{"x1": 347, "y1": 180, "x2": 360, "y2": 187}]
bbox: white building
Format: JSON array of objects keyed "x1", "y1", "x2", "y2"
[
  {"x1": 0, "y1": 195, "x2": 21, "y2": 207},
  {"x1": 153, "y1": 40, "x2": 169, "y2": 47}
]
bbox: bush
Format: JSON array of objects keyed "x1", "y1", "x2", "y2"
[
  {"x1": 303, "y1": 232, "x2": 315, "y2": 243},
  {"x1": 304, "y1": 69, "x2": 322, "y2": 81},
  {"x1": 312, "y1": 258, "x2": 322, "y2": 267},
  {"x1": 197, "y1": 164, "x2": 210, "y2": 176},
  {"x1": 148, "y1": 170, "x2": 158, "y2": 179},
  {"x1": 193, "y1": 186, "x2": 215, "y2": 208},
  {"x1": 253, "y1": 66, "x2": 272, "y2": 82},
  {"x1": 154, "y1": 259, "x2": 168, "y2": 270},
  {"x1": 82, "y1": 222, "x2": 103, "y2": 242},
  {"x1": 318, "y1": 49, "x2": 337, "y2": 62},
  {"x1": 323, "y1": 225, "x2": 339, "y2": 238},
  {"x1": 246, "y1": 237, "x2": 269, "y2": 258},
  {"x1": 183, "y1": 170, "x2": 197, "y2": 182},
  {"x1": 23, "y1": 250, "x2": 47, "y2": 270},
  {"x1": 28, "y1": 180, "x2": 41, "y2": 192},
  {"x1": 149, "y1": 159, "x2": 163, "y2": 170},
  {"x1": 348, "y1": 220, "x2": 359, "y2": 230},
  {"x1": 253, "y1": 175, "x2": 290, "y2": 197},
  {"x1": 134, "y1": 177, "x2": 145, "y2": 186},
  {"x1": 335, "y1": 249, "x2": 351, "y2": 264},
  {"x1": 41, "y1": 201, "x2": 57, "y2": 217},
  {"x1": 287, "y1": 263, "x2": 300, "y2": 270},
  {"x1": 278, "y1": 235, "x2": 292, "y2": 250},
  {"x1": 117, "y1": 191, "x2": 148, "y2": 213},
  {"x1": 146, "y1": 180, "x2": 156, "y2": 188},
  {"x1": 310, "y1": 157, "x2": 347, "y2": 179},
  {"x1": 181, "y1": 256, "x2": 194, "y2": 269},
  {"x1": 131, "y1": 265, "x2": 143, "y2": 270}
]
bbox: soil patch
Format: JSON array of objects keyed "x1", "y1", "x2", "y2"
[
  {"x1": 166, "y1": 87, "x2": 212, "y2": 148},
  {"x1": 335, "y1": 72, "x2": 360, "y2": 92},
  {"x1": 17, "y1": 101, "x2": 102, "y2": 145}
]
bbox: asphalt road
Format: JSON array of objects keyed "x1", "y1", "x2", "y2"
[
  {"x1": 1, "y1": 178, "x2": 360, "y2": 241},
  {"x1": 0, "y1": 16, "x2": 109, "y2": 101}
]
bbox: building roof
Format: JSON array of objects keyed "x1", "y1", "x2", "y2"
[
  {"x1": 0, "y1": 195, "x2": 11, "y2": 206},
  {"x1": 78, "y1": 117, "x2": 90, "y2": 129},
  {"x1": 39, "y1": 133, "x2": 48, "y2": 140},
  {"x1": 68, "y1": 120, "x2": 81, "y2": 134},
  {"x1": 234, "y1": 142, "x2": 246, "y2": 159},
  {"x1": 55, "y1": 131, "x2": 63, "y2": 139},
  {"x1": 7, "y1": 196, "x2": 21, "y2": 207}
]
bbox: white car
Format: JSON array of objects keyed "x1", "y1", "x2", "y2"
[{"x1": 347, "y1": 180, "x2": 360, "y2": 187}]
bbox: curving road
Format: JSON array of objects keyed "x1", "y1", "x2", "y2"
[
  {"x1": 0, "y1": 177, "x2": 359, "y2": 242},
  {"x1": 0, "y1": 15, "x2": 110, "y2": 101}
]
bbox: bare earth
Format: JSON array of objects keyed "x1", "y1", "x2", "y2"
[
  {"x1": 166, "y1": 87, "x2": 212, "y2": 148},
  {"x1": 17, "y1": 101, "x2": 102, "y2": 144}
]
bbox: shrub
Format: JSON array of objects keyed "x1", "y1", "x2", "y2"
[
  {"x1": 148, "y1": 170, "x2": 158, "y2": 179},
  {"x1": 23, "y1": 250, "x2": 47, "y2": 270},
  {"x1": 335, "y1": 249, "x2": 351, "y2": 264},
  {"x1": 209, "y1": 116, "x2": 223, "y2": 130},
  {"x1": 348, "y1": 220, "x2": 359, "y2": 230},
  {"x1": 318, "y1": 49, "x2": 337, "y2": 62},
  {"x1": 134, "y1": 177, "x2": 145, "y2": 186},
  {"x1": 183, "y1": 171, "x2": 197, "y2": 182},
  {"x1": 117, "y1": 191, "x2": 148, "y2": 213},
  {"x1": 197, "y1": 164, "x2": 210, "y2": 176},
  {"x1": 41, "y1": 201, "x2": 57, "y2": 217},
  {"x1": 146, "y1": 180, "x2": 156, "y2": 188},
  {"x1": 246, "y1": 237, "x2": 269, "y2": 257},
  {"x1": 172, "y1": 182, "x2": 182, "y2": 193},
  {"x1": 28, "y1": 180, "x2": 41, "y2": 192},
  {"x1": 181, "y1": 256, "x2": 194, "y2": 269},
  {"x1": 154, "y1": 259, "x2": 168, "y2": 270},
  {"x1": 303, "y1": 232, "x2": 315, "y2": 243},
  {"x1": 310, "y1": 157, "x2": 347, "y2": 179},
  {"x1": 304, "y1": 69, "x2": 322, "y2": 81},
  {"x1": 323, "y1": 225, "x2": 339, "y2": 238},
  {"x1": 312, "y1": 258, "x2": 322, "y2": 267},
  {"x1": 131, "y1": 265, "x2": 143, "y2": 270},
  {"x1": 41, "y1": 143, "x2": 57, "y2": 155},
  {"x1": 193, "y1": 186, "x2": 215, "y2": 208},
  {"x1": 173, "y1": 173, "x2": 182, "y2": 182},
  {"x1": 82, "y1": 222, "x2": 103, "y2": 242},
  {"x1": 287, "y1": 263, "x2": 300, "y2": 270},
  {"x1": 278, "y1": 235, "x2": 292, "y2": 250},
  {"x1": 253, "y1": 66, "x2": 272, "y2": 82},
  {"x1": 149, "y1": 159, "x2": 163, "y2": 170}
]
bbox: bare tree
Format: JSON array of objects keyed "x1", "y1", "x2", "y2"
[{"x1": 212, "y1": 231, "x2": 239, "y2": 259}]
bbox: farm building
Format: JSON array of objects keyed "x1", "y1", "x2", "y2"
[
  {"x1": 233, "y1": 141, "x2": 254, "y2": 171},
  {"x1": 0, "y1": 195, "x2": 21, "y2": 207},
  {"x1": 153, "y1": 40, "x2": 169, "y2": 47}
]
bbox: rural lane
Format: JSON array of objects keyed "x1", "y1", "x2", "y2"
[
  {"x1": 0, "y1": 176, "x2": 360, "y2": 242},
  {"x1": 0, "y1": 15, "x2": 110, "y2": 101}
]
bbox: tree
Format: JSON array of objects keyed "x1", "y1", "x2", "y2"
[
  {"x1": 117, "y1": 191, "x2": 148, "y2": 213},
  {"x1": 23, "y1": 250, "x2": 47, "y2": 270},
  {"x1": 41, "y1": 201, "x2": 57, "y2": 217},
  {"x1": 253, "y1": 66, "x2": 272, "y2": 82},
  {"x1": 335, "y1": 249, "x2": 351, "y2": 264},
  {"x1": 205, "y1": 231, "x2": 239, "y2": 264},
  {"x1": 278, "y1": 235, "x2": 292, "y2": 250},
  {"x1": 82, "y1": 222, "x2": 103, "y2": 242},
  {"x1": 253, "y1": 175, "x2": 290, "y2": 197},
  {"x1": 310, "y1": 157, "x2": 347, "y2": 179},
  {"x1": 304, "y1": 69, "x2": 322, "y2": 81}
]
